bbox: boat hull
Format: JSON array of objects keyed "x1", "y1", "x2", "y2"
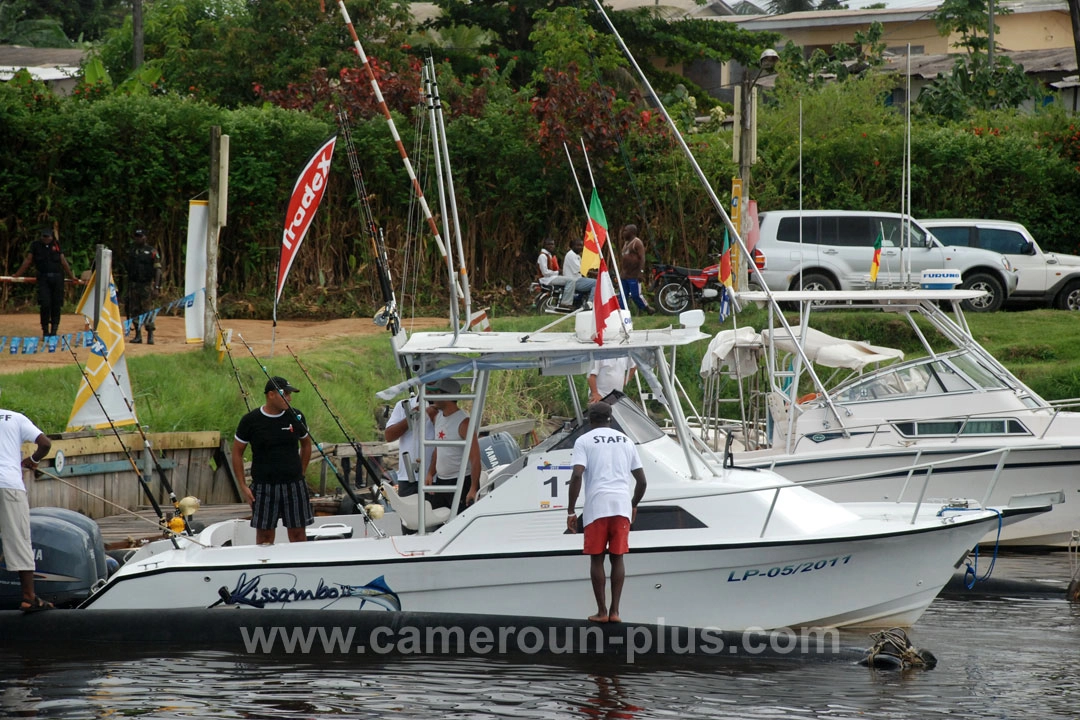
[{"x1": 80, "y1": 509, "x2": 1016, "y2": 631}]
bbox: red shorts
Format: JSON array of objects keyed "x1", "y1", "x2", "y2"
[{"x1": 583, "y1": 516, "x2": 630, "y2": 556}]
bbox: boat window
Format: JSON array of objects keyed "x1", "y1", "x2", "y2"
[
  {"x1": 632, "y1": 506, "x2": 707, "y2": 530},
  {"x1": 893, "y1": 418, "x2": 1030, "y2": 437},
  {"x1": 836, "y1": 360, "x2": 962, "y2": 402},
  {"x1": 549, "y1": 393, "x2": 665, "y2": 451},
  {"x1": 949, "y1": 353, "x2": 1010, "y2": 390}
]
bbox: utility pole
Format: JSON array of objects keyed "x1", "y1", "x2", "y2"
[
  {"x1": 132, "y1": 0, "x2": 144, "y2": 69},
  {"x1": 732, "y1": 49, "x2": 778, "y2": 292}
]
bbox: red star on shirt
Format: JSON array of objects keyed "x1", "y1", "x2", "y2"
[{"x1": 437, "y1": 430, "x2": 446, "y2": 439}]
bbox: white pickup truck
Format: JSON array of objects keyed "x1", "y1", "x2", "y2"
[{"x1": 921, "y1": 219, "x2": 1080, "y2": 311}]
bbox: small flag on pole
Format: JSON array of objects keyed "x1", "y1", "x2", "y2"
[
  {"x1": 580, "y1": 189, "x2": 608, "y2": 278},
  {"x1": 718, "y1": 229, "x2": 733, "y2": 323},
  {"x1": 592, "y1": 260, "x2": 621, "y2": 346},
  {"x1": 870, "y1": 225, "x2": 883, "y2": 283}
]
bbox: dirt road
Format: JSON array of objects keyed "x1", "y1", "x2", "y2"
[{"x1": 0, "y1": 313, "x2": 448, "y2": 375}]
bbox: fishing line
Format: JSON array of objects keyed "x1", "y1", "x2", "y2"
[
  {"x1": 33, "y1": 466, "x2": 208, "y2": 547},
  {"x1": 206, "y1": 293, "x2": 253, "y2": 412},
  {"x1": 236, "y1": 334, "x2": 386, "y2": 539}
]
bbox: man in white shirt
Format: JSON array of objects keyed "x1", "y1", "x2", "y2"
[
  {"x1": 560, "y1": 237, "x2": 597, "y2": 306},
  {"x1": 423, "y1": 377, "x2": 482, "y2": 513},
  {"x1": 588, "y1": 357, "x2": 636, "y2": 403},
  {"x1": 566, "y1": 402, "x2": 647, "y2": 623},
  {"x1": 383, "y1": 395, "x2": 436, "y2": 492},
  {"x1": 0, "y1": 391, "x2": 54, "y2": 612}
]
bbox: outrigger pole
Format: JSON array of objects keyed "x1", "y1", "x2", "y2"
[
  {"x1": 63, "y1": 337, "x2": 184, "y2": 546},
  {"x1": 236, "y1": 334, "x2": 386, "y2": 538},
  {"x1": 331, "y1": 0, "x2": 469, "y2": 337}
]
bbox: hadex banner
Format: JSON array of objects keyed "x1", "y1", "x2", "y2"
[{"x1": 276, "y1": 135, "x2": 338, "y2": 305}]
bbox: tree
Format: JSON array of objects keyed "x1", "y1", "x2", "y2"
[
  {"x1": 767, "y1": 0, "x2": 816, "y2": 14},
  {"x1": 0, "y1": 1, "x2": 71, "y2": 46},
  {"x1": 917, "y1": 0, "x2": 1039, "y2": 119}
]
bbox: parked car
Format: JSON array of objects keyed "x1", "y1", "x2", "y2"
[
  {"x1": 920, "y1": 219, "x2": 1080, "y2": 311},
  {"x1": 750, "y1": 210, "x2": 1019, "y2": 312}
]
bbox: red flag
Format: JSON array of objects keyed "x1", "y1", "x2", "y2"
[
  {"x1": 580, "y1": 189, "x2": 608, "y2": 277},
  {"x1": 276, "y1": 135, "x2": 338, "y2": 304},
  {"x1": 592, "y1": 260, "x2": 621, "y2": 346}
]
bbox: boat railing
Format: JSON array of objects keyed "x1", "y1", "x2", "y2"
[{"x1": 707, "y1": 444, "x2": 1050, "y2": 537}]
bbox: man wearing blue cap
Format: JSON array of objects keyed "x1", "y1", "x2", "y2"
[{"x1": 231, "y1": 376, "x2": 313, "y2": 544}]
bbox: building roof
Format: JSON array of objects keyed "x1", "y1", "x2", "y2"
[
  {"x1": 882, "y1": 46, "x2": 1077, "y2": 78},
  {"x1": 0, "y1": 45, "x2": 85, "y2": 83}
]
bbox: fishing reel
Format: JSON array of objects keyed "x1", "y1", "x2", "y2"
[{"x1": 163, "y1": 496, "x2": 201, "y2": 535}]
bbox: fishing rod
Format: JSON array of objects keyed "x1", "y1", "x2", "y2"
[
  {"x1": 331, "y1": 0, "x2": 467, "y2": 338},
  {"x1": 286, "y1": 345, "x2": 393, "y2": 497},
  {"x1": 207, "y1": 292, "x2": 253, "y2": 411},
  {"x1": 63, "y1": 336, "x2": 183, "y2": 547},
  {"x1": 236, "y1": 334, "x2": 386, "y2": 538},
  {"x1": 337, "y1": 108, "x2": 400, "y2": 338},
  {"x1": 76, "y1": 316, "x2": 190, "y2": 529}
]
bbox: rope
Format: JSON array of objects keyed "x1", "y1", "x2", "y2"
[
  {"x1": 936, "y1": 505, "x2": 1003, "y2": 589},
  {"x1": 864, "y1": 627, "x2": 936, "y2": 670}
]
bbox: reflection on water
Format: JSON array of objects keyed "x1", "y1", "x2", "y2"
[{"x1": 2, "y1": 554, "x2": 1078, "y2": 719}]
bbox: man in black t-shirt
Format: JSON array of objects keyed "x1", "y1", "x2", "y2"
[
  {"x1": 13, "y1": 228, "x2": 77, "y2": 338},
  {"x1": 231, "y1": 376, "x2": 313, "y2": 544}
]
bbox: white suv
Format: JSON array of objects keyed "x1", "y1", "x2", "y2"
[
  {"x1": 750, "y1": 210, "x2": 1019, "y2": 312},
  {"x1": 920, "y1": 219, "x2": 1080, "y2": 311}
]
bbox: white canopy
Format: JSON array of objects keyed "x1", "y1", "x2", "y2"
[
  {"x1": 700, "y1": 327, "x2": 762, "y2": 378},
  {"x1": 761, "y1": 325, "x2": 904, "y2": 371}
]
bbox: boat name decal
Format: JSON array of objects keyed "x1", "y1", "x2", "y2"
[
  {"x1": 225, "y1": 572, "x2": 401, "y2": 611},
  {"x1": 727, "y1": 555, "x2": 852, "y2": 582}
]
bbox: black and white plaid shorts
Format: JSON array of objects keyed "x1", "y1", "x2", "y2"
[{"x1": 250, "y1": 481, "x2": 314, "y2": 530}]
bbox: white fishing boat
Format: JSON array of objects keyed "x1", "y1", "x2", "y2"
[
  {"x1": 77, "y1": 306, "x2": 1054, "y2": 630},
  {"x1": 695, "y1": 288, "x2": 1075, "y2": 547}
]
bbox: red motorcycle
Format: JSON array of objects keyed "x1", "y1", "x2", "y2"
[{"x1": 650, "y1": 262, "x2": 723, "y2": 314}]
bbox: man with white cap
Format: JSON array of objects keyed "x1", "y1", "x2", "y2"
[
  {"x1": 566, "y1": 401, "x2": 647, "y2": 623},
  {"x1": 232, "y1": 376, "x2": 313, "y2": 544},
  {"x1": 423, "y1": 377, "x2": 482, "y2": 513},
  {"x1": 0, "y1": 386, "x2": 54, "y2": 611}
]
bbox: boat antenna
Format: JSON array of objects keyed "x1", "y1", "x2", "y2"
[
  {"x1": 286, "y1": 345, "x2": 394, "y2": 494},
  {"x1": 588, "y1": 0, "x2": 846, "y2": 428},
  {"x1": 337, "y1": 108, "x2": 401, "y2": 338},
  {"x1": 63, "y1": 335, "x2": 183, "y2": 546},
  {"x1": 236, "y1": 334, "x2": 386, "y2": 538},
  {"x1": 207, "y1": 293, "x2": 252, "y2": 412},
  {"x1": 331, "y1": 0, "x2": 465, "y2": 340},
  {"x1": 424, "y1": 57, "x2": 472, "y2": 330}
]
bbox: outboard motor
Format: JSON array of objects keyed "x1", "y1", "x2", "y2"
[
  {"x1": 0, "y1": 509, "x2": 105, "y2": 608},
  {"x1": 30, "y1": 507, "x2": 107, "y2": 583}
]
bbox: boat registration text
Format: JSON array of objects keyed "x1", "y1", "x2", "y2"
[{"x1": 727, "y1": 555, "x2": 852, "y2": 582}]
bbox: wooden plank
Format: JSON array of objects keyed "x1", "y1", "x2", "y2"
[{"x1": 19, "y1": 430, "x2": 220, "y2": 460}]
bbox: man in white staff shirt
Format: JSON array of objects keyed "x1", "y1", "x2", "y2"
[
  {"x1": 0, "y1": 387, "x2": 54, "y2": 612},
  {"x1": 566, "y1": 402, "x2": 647, "y2": 623}
]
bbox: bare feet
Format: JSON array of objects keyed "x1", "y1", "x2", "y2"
[
  {"x1": 608, "y1": 613, "x2": 622, "y2": 623},
  {"x1": 587, "y1": 613, "x2": 609, "y2": 623}
]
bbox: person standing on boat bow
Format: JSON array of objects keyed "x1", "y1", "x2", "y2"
[
  {"x1": 232, "y1": 376, "x2": 313, "y2": 544},
  {"x1": 566, "y1": 402, "x2": 647, "y2": 623},
  {"x1": 0, "y1": 389, "x2": 54, "y2": 612},
  {"x1": 423, "y1": 377, "x2": 482, "y2": 513}
]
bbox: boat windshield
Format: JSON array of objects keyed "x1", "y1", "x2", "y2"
[
  {"x1": 832, "y1": 350, "x2": 1012, "y2": 403},
  {"x1": 551, "y1": 392, "x2": 666, "y2": 451}
]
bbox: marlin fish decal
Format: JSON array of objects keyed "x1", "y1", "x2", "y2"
[{"x1": 340, "y1": 575, "x2": 401, "y2": 612}]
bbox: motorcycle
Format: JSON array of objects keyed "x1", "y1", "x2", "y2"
[
  {"x1": 531, "y1": 279, "x2": 591, "y2": 315},
  {"x1": 650, "y1": 262, "x2": 724, "y2": 315}
]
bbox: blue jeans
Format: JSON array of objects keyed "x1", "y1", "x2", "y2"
[
  {"x1": 621, "y1": 278, "x2": 648, "y2": 310},
  {"x1": 560, "y1": 278, "x2": 596, "y2": 305}
]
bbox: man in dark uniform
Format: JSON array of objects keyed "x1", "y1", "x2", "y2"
[
  {"x1": 126, "y1": 229, "x2": 162, "y2": 344},
  {"x1": 13, "y1": 227, "x2": 77, "y2": 338},
  {"x1": 231, "y1": 376, "x2": 313, "y2": 545}
]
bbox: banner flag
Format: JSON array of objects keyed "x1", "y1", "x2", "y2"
[
  {"x1": 68, "y1": 272, "x2": 137, "y2": 430},
  {"x1": 276, "y1": 135, "x2": 338, "y2": 305},
  {"x1": 580, "y1": 188, "x2": 608, "y2": 278},
  {"x1": 185, "y1": 200, "x2": 208, "y2": 343}
]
